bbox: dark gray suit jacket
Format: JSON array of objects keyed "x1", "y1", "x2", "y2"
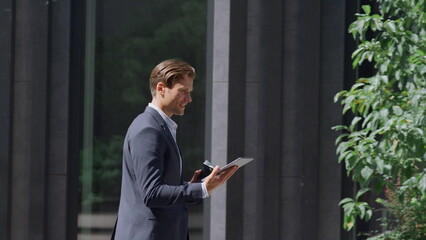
[{"x1": 114, "y1": 106, "x2": 203, "y2": 240}]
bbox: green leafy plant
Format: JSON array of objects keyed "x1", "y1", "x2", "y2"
[
  {"x1": 334, "y1": 0, "x2": 426, "y2": 238},
  {"x1": 80, "y1": 135, "x2": 123, "y2": 210},
  {"x1": 339, "y1": 188, "x2": 373, "y2": 230}
]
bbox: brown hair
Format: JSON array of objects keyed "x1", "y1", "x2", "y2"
[{"x1": 149, "y1": 59, "x2": 196, "y2": 96}]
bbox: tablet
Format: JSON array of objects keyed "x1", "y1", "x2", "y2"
[
  {"x1": 219, "y1": 157, "x2": 254, "y2": 172},
  {"x1": 200, "y1": 157, "x2": 254, "y2": 180}
]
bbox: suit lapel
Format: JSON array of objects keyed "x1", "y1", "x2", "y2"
[
  {"x1": 162, "y1": 125, "x2": 181, "y2": 158},
  {"x1": 145, "y1": 107, "x2": 181, "y2": 158}
]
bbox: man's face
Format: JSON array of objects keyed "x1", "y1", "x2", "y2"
[{"x1": 161, "y1": 75, "x2": 193, "y2": 117}]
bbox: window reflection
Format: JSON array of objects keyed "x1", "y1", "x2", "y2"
[{"x1": 78, "y1": 1, "x2": 207, "y2": 239}]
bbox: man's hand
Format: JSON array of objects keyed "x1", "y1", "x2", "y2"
[
  {"x1": 189, "y1": 169, "x2": 203, "y2": 183},
  {"x1": 204, "y1": 166, "x2": 238, "y2": 194}
]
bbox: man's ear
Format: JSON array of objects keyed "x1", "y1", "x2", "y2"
[{"x1": 156, "y1": 82, "x2": 165, "y2": 97}]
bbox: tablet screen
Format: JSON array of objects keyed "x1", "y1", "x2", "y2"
[{"x1": 219, "y1": 157, "x2": 254, "y2": 172}]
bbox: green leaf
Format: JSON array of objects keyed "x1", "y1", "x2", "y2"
[
  {"x1": 362, "y1": 5, "x2": 371, "y2": 15},
  {"x1": 385, "y1": 21, "x2": 396, "y2": 33},
  {"x1": 350, "y1": 117, "x2": 363, "y2": 130},
  {"x1": 343, "y1": 215, "x2": 355, "y2": 231},
  {"x1": 348, "y1": 22, "x2": 360, "y2": 39},
  {"x1": 333, "y1": 90, "x2": 347, "y2": 103},
  {"x1": 338, "y1": 150, "x2": 351, "y2": 163},
  {"x1": 339, "y1": 198, "x2": 354, "y2": 206},
  {"x1": 361, "y1": 166, "x2": 374, "y2": 181},
  {"x1": 392, "y1": 105, "x2": 403, "y2": 116},
  {"x1": 365, "y1": 209, "x2": 373, "y2": 221},
  {"x1": 358, "y1": 204, "x2": 366, "y2": 219},
  {"x1": 351, "y1": 82, "x2": 365, "y2": 90},
  {"x1": 411, "y1": 33, "x2": 419, "y2": 43},
  {"x1": 356, "y1": 188, "x2": 371, "y2": 200},
  {"x1": 335, "y1": 133, "x2": 350, "y2": 145},
  {"x1": 395, "y1": 70, "x2": 401, "y2": 80},
  {"x1": 332, "y1": 125, "x2": 349, "y2": 131},
  {"x1": 346, "y1": 154, "x2": 360, "y2": 174},
  {"x1": 380, "y1": 60, "x2": 389, "y2": 73},
  {"x1": 419, "y1": 173, "x2": 426, "y2": 194},
  {"x1": 337, "y1": 141, "x2": 352, "y2": 155},
  {"x1": 342, "y1": 202, "x2": 355, "y2": 216},
  {"x1": 375, "y1": 158, "x2": 385, "y2": 174},
  {"x1": 351, "y1": 48, "x2": 364, "y2": 59},
  {"x1": 379, "y1": 108, "x2": 389, "y2": 121},
  {"x1": 352, "y1": 54, "x2": 361, "y2": 69},
  {"x1": 343, "y1": 103, "x2": 352, "y2": 114}
]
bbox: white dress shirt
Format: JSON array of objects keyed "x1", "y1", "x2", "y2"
[{"x1": 148, "y1": 103, "x2": 209, "y2": 198}]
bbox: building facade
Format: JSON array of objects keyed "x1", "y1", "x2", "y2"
[{"x1": 1, "y1": 0, "x2": 363, "y2": 239}]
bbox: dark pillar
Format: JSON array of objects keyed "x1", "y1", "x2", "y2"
[
  {"x1": 6, "y1": 1, "x2": 74, "y2": 239},
  {"x1": 46, "y1": 0, "x2": 72, "y2": 239},
  {"x1": 226, "y1": 0, "x2": 248, "y2": 239},
  {"x1": 0, "y1": 0, "x2": 14, "y2": 239},
  {"x1": 318, "y1": 0, "x2": 347, "y2": 239},
  {"x1": 258, "y1": 1, "x2": 286, "y2": 239},
  {"x1": 278, "y1": 0, "x2": 321, "y2": 239},
  {"x1": 11, "y1": 1, "x2": 49, "y2": 239},
  {"x1": 68, "y1": 1, "x2": 86, "y2": 239}
]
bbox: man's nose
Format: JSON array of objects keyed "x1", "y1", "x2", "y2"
[{"x1": 186, "y1": 93, "x2": 192, "y2": 102}]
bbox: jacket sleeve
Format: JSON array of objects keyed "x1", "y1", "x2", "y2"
[{"x1": 129, "y1": 126, "x2": 203, "y2": 208}]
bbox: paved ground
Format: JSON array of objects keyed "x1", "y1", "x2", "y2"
[{"x1": 78, "y1": 210, "x2": 203, "y2": 240}]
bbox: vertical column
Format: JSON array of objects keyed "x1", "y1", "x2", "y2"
[
  {"x1": 241, "y1": 2, "x2": 262, "y2": 240},
  {"x1": 204, "y1": 0, "x2": 230, "y2": 240},
  {"x1": 80, "y1": 0, "x2": 96, "y2": 238},
  {"x1": 259, "y1": 1, "x2": 286, "y2": 239},
  {"x1": 226, "y1": 1, "x2": 248, "y2": 239},
  {"x1": 46, "y1": 0, "x2": 71, "y2": 239},
  {"x1": 279, "y1": 0, "x2": 321, "y2": 239},
  {"x1": 0, "y1": 0, "x2": 13, "y2": 239},
  {"x1": 318, "y1": 0, "x2": 346, "y2": 239},
  {"x1": 11, "y1": 1, "x2": 49, "y2": 240}
]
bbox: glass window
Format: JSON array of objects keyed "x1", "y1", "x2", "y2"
[{"x1": 78, "y1": 0, "x2": 207, "y2": 239}]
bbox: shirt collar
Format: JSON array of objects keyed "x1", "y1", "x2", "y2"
[{"x1": 148, "y1": 102, "x2": 178, "y2": 130}]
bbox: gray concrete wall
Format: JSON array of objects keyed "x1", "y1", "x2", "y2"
[
  {"x1": 2, "y1": 1, "x2": 73, "y2": 239},
  {"x1": 0, "y1": 0, "x2": 352, "y2": 239},
  {"x1": 204, "y1": 1, "x2": 231, "y2": 240},
  {"x1": 205, "y1": 0, "x2": 347, "y2": 239},
  {"x1": 11, "y1": 1, "x2": 49, "y2": 239}
]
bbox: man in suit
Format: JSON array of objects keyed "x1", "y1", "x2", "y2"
[{"x1": 113, "y1": 59, "x2": 238, "y2": 240}]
